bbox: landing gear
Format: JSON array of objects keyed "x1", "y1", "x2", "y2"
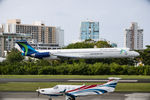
[
  {"x1": 49, "y1": 97, "x2": 52, "y2": 100},
  {"x1": 66, "y1": 96, "x2": 75, "y2": 100}
]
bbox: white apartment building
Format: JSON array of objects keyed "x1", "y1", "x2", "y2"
[{"x1": 124, "y1": 22, "x2": 143, "y2": 50}]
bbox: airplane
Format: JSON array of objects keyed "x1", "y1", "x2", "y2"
[
  {"x1": 36, "y1": 77, "x2": 120, "y2": 100},
  {"x1": 15, "y1": 40, "x2": 139, "y2": 59}
]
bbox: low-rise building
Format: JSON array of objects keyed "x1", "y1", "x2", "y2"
[{"x1": 0, "y1": 33, "x2": 31, "y2": 57}]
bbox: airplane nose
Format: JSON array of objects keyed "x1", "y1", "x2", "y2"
[
  {"x1": 137, "y1": 52, "x2": 140, "y2": 56},
  {"x1": 36, "y1": 89, "x2": 40, "y2": 96},
  {"x1": 134, "y1": 52, "x2": 140, "y2": 57},
  {"x1": 36, "y1": 87, "x2": 41, "y2": 92}
]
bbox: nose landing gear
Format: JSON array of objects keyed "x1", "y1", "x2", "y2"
[{"x1": 66, "y1": 96, "x2": 75, "y2": 100}]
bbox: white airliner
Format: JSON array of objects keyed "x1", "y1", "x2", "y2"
[
  {"x1": 16, "y1": 40, "x2": 139, "y2": 59},
  {"x1": 36, "y1": 77, "x2": 120, "y2": 100}
]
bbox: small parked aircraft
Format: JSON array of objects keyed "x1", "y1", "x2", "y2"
[{"x1": 36, "y1": 77, "x2": 120, "y2": 100}]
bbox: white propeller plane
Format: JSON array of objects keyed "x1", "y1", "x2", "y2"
[{"x1": 36, "y1": 77, "x2": 120, "y2": 100}]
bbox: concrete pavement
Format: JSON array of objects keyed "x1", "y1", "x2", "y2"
[{"x1": 0, "y1": 92, "x2": 150, "y2": 100}]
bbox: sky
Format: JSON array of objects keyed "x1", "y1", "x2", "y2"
[{"x1": 0, "y1": 0, "x2": 150, "y2": 47}]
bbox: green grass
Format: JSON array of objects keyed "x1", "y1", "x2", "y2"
[
  {"x1": 116, "y1": 83, "x2": 150, "y2": 92},
  {"x1": 0, "y1": 82, "x2": 150, "y2": 92},
  {"x1": 1, "y1": 75, "x2": 149, "y2": 92},
  {"x1": 0, "y1": 75, "x2": 150, "y2": 79}
]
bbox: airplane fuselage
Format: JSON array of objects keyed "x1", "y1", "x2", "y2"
[
  {"x1": 37, "y1": 85, "x2": 82, "y2": 96},
  {"x1": 35, "y1": 48, "x2": 139, "y2": 59},
  {"x1": 16, "y1": 40, "x2": 140, "y2": 59}
]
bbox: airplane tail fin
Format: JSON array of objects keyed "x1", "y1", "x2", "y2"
[
  {"x1": 16, "y1": 40, "x2": 38, "y2": 56},
  {"x1": 103, "y1": 77, "x2": 121, "y2": 92}
]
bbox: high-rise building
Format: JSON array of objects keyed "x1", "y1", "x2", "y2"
[
  {"x1": 0, "y1": 19, "x2": 64, "y2": 57},
  {"x1": 124, "y1": 22, "x2": 143, "y2": 50},
  {"x1": 0, "y1": 24, "x2": 2, "y2": 33},
  {"x1": 80, "y1": 21, "x2": 99, "y2": 41},
  {"x1": 1, "y1": 19, "x2": 64, "y2": 46},
  {"x1": 3, "y1": 19, "x2": 57, "y2": 44},
  {"x1": 56, "y1": 27, "x2": 64, "y2": 47}
]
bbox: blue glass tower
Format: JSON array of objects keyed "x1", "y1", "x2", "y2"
[{"x1": 80, "y1": 21, "x2": 99, "y2": 41}]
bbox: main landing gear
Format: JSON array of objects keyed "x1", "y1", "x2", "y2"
[
  {"x1": 49, "y1": 97, "x2": 52, "y2": 100},
  {"x1": 66, "y1": 96, "x2": 75, "y2": 100}
]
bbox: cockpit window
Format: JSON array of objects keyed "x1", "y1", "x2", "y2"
[
  {"x1": 41, "y1": 90, "x2": 45, "y2": 92},
  {"x1": 53, "y1": 85, "x2": 58, "y2": 89}
]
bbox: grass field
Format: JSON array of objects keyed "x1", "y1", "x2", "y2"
[
  {"x1": 0, "y1": 75, "x2": 149, "y2": 92},
  {"x1": 0, "y1": 75, "x2": 150, "y2": 79},
  {"x1": 0, "y1": 82, "x2": 150, "y2": 92}
]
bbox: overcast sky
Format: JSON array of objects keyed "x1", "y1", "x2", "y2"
[{"x1": 0, "y1": 0, "x2": 150, "y2": 47}]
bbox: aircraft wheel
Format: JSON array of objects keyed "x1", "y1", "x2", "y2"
[
  {"x1": 67, "y1": 97, "x2": 75, "y2": 100},
  {"x1": 49, "y1": 98, "x2": 52, "y2": 100}
]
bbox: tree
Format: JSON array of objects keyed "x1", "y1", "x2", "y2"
[
  {"x1": 64, "y1": 40, "x2": 111, "y2": 49},
  {"x1": 138, "y1": 46, "x2": 150, "y2": 65},
  {"x1": 146, "y1": 45, "x2": 150, "y2": 49},
  {"x1": 95, "y1": 41, "x2": 111, "y2": 48},
  {"x1": 64, "y1": 42, "x2": 94, "y2": 49},
  {"x1": 6, "y1": 48, "x2": 24, "y2": 63}
]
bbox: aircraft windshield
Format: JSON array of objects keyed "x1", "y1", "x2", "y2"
[{"x1": 53, "y1": 85, "x2": 58, "y2": 89}]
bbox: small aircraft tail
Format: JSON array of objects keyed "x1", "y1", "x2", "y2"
[
  {"x1": 102, "y1": 77, "x2": 121, "y2": 92},
  {"x1": 16, "y1": 40, "x2": 38, "y2": 56}
]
